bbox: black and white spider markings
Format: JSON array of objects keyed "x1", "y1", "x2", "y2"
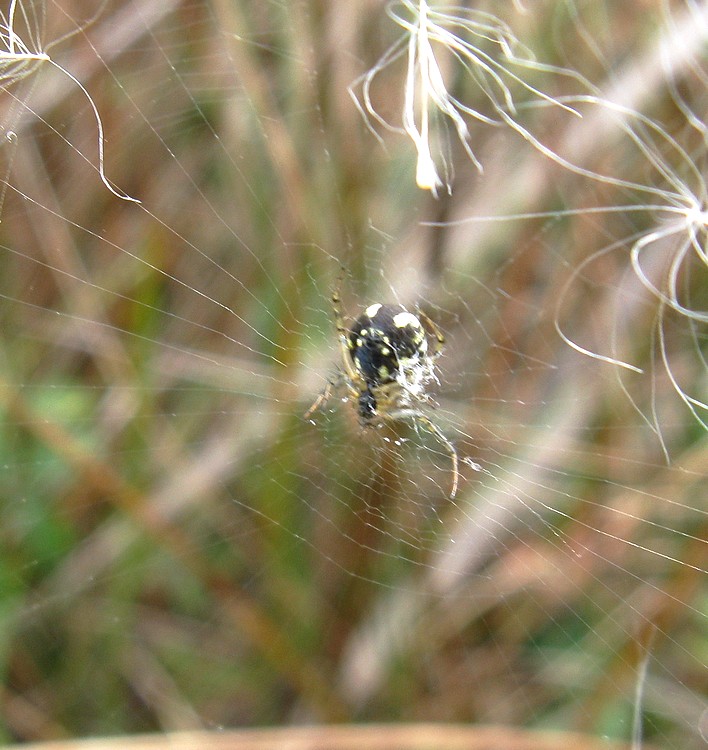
[{"x1": 306, "y1": 277, "x2": 459, "y2": 498}]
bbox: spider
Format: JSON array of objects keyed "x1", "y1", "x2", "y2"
[{"x1": 306, "y1": 279, "x2": 459, "y2": 498}]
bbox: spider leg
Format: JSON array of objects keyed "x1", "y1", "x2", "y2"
[
  {"x1": 418, "y1": 309, "x2": 445, "y2": 359},
  {"x1": 386, "y1": 408, "x2": 459, "y2": 499},
  {"x1": 417, "y1": 414, "x2": 459, "y2": 499},
  {"x1": 332, "y1": 267, "x2": 348, "y2": 340},
  {"x1": 331, "y1": 269, "x2": 362, "y2": 386},
  {"x1": 304, "y1": 380, "x2": 334, "y2": 420},
  {"x1": 305, "y1": 371, "x2": 361, "y2": 421},
  {"x1": 308, "y1": 268, "x2": 367, "y2": 423}
]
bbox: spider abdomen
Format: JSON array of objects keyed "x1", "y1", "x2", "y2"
[{"x1": 348, "y1": 303, "x2": 427, "y2": 387}]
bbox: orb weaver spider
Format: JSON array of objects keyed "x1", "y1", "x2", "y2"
[{"x1": 306, "y1": 278, "x2": 459, "y2": 499}]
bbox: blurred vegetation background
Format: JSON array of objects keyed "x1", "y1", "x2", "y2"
[{"x1": 0, "y1": 0, "x2": 705, "y2": 747}]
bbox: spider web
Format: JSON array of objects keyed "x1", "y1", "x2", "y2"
[{"x1": 0, "y1": 0, "x2": 705, "y2": 745}]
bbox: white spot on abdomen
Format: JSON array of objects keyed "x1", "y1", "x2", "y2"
[{"x1": 393, "y1": 311, "x2": 420, "y2": 329}]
